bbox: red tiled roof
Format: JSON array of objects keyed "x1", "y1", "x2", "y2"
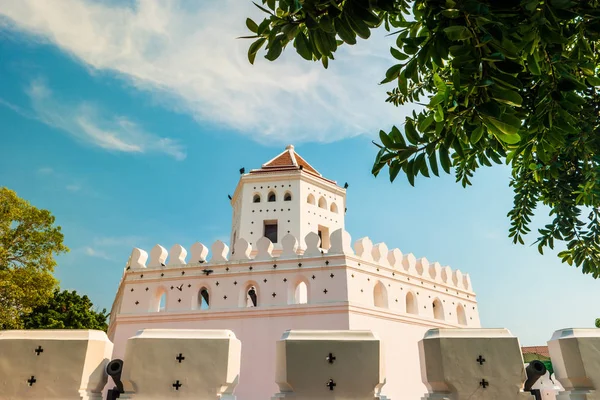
[
  {"x1": 250, "y1": 145, "x2": 336, "y2": 184},
  {"x1": 521, "y1": 346, "x2": 550, "y2": 357}
]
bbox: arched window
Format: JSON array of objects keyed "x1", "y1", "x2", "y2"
[
  {"x1": 268, "y1": 191, "x2": 276, "y2": 202},
  {"x1": 457, "y1": 304, "x2": 467, "y2": 325},
  {"x1": 246, "y1": 285, "x2": 258, "y2": 307},
  {"x1": 198, "y1": 287, "x2": 210, "y2": 310},
  {"x1": 253, "y1": 194, "x2": 261, "y2": 203},
  {"x1": 307, "y1": 194, "x2": 315, "y2": 205},
  {"x1": 156, "y1": 289, "x2": 167, "y2": 312},
  {"x1": 318, "y1": 196, "x2": 327, "y2": 209},
  {"x1": 330, "y1": 202, "x2": 338, "y2": 213},
  {"x1": 406, "y1": 292, "x2": 418, "y2": 314},
  {"x1": 433, "y1": 299, "x2": 444, "y2": 320},
  {"x1": 294, "y1": 281, "x2": 308, "y2": 304},
  {"x1": 284, "y1": 192, "x2": 292, "y2": 201},
  {"x1": 373, "y1": 281, "x2": 388, "y2": 308}
]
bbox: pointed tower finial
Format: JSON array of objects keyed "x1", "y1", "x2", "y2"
[{"x1": 286, "y1": 144, "x2": 294, "y2": 150}]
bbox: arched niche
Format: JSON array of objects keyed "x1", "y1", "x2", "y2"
[
  {"x1": 330, "y1": 202, "x2": 338, "y2": 213},
  {"x1": 406, "y1": 291, "x2": 418, "y2": 314},
  {"x1": 433, "y1": 298, "x2": 444, "y2": 320},
  {"x1": 373, "y1": 281, "x2": 388, "y2": 308},
  {"x1": 318, "y1": 196, "x2": 327, "y2": 209},
  {"x1": 457, "y1": 304, "x2": 467, "y2": 325}
]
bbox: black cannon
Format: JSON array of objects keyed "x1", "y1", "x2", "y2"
[
  {"x1": 106, "y1": 359, "x2": 124, "y2": 400},
  {"x1": 524, "y1": 360, "x2": 547, "y2": 400}
]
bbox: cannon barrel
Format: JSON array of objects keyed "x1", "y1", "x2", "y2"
[
  {"x1": 106, "y1": 359, "x2": 124, "y2": 399},
  {"x1": 524, "y1": 360, "x2": 547, "y2": 391}
]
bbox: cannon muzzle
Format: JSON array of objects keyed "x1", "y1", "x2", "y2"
[
  {"x1": 106, "y1": 359, "x2": 124, "y2": 399},
  {"x1": 524, "y1": 360, "x2": 547, "y2": 391}
]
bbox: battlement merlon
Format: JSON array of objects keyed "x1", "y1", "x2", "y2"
[{"x1": 124, "y1": 229, "x2": 473, "y2": 293}]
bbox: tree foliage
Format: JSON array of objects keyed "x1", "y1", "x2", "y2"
[
  {"x1": 0, "y1": 187, "x2": 68, "y2": 329},
  {"x1": 242, "y1": 0, "x2": 600, "y2": 276},
  {"x1": 22, "y1": 289, "x2": 109, "y2": 331},
  {"x1": 596, "y1": 318, "x2": 600, "y2": 328}
]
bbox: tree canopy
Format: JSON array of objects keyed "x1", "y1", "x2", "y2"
[
  {"x1": 0, "y1": 187, "x2": 68, "y2": 329},
  {"x1": 242, "y1": 0, "x2": 600, "y2": 277},
  {"x1": 22, "y1": 289, "x2": 109, "y2": 331}
]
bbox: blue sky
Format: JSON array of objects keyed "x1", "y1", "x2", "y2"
[{"x1": 1, "y1": 0, "x2": 598, "y2": 346}]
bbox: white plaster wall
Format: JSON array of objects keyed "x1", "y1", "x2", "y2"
[
  {"x1": 235, "y1": 177, "x2": 302, "y2": 250},
  {"x1": 110, "y1": 308, "x2": 350, "y2": 400},
  {"x1": 299, "y1": 178, "x2": 345, "y2": 249},
  {"x1": 348, "y1": 311, "x2": 432, "y2": 400},
  {"x1": 231, "y1": 172, "x2": 345, "y2": 254}
]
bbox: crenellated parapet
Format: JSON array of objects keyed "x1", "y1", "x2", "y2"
[
  {"x1": 117, "y1": 228, "x2": 479, "y2": 328},
  {"x1": 126, "y1": 230, "x2": 472, "y2": 292}
]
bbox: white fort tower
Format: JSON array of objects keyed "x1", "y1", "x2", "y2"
[
  {"x1": 108, "y1": 145, "x2": 481, "y2": 400},
  {"x1": 230, "y1": 144, "x2": 345, "y2": 253}
]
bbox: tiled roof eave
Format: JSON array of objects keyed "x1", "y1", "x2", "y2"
[{"x1": 248, "y1": 168, "x2": 337, "y2": 185}]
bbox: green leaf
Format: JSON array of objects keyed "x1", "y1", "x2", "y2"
[
  {"x1": 433, "y1": 73, "x2": 447, "y2": 92},
  {"x1": 484, "y1": 117, "x2": 521, "y2": 144},
  {"x1": 482, "y1": 52, "x2": 505, "y2": 62},
  {"x1": 586, "y1": 76, "x2": 600, "y2": 86},
  {"x1": 405, "y1": 120, "x2": 420, "y2": 144},
  {"x1": 418, "y1": 114, "x2": 435, "y2": 132},
  {"x1": 246, "y1": 18, "x2": 259, "y2": 33},
  {"x1": 383, "y1": 64, "x2": 403, "y2": 84},
  {"x1": 248, "y1": 38, "x2": 267, "y2": 64},
  {"x1": 389, "y1": 161, "x2": 401, "y2": 182},
  {"x1": 346, "y1": 13, "x2": 371, "y2": 39},
  {"x1": 390, "y1": 126, "x2": 406, "y2": 147},
  {"x1": 294, "y1": 33, "x2": 312, "y2": 61},
  {"x1": 379, "y1": 130, "x2": 394, "y2": 148},
  {"x1": 491, "y1": 88, "x2": 523, "y2": 107},
  {"x1": 406, "y1": 159, "x2": 415, "y2": 186},
  {"x1": 439, "y1": 146, "x2": 451, "y2": 173},
  {"x1": 471, "y1": 125, "x2": 484, "y2": 144},
  {"x1": 390, "y1": 47, "x2": 408, "y2": 60},
  {"x1": 434, "y1": 104, "x2": 444, "y2": 122},
  {"x1": 415, "y1": 153, "x2": 429, "y2": 177},
  {"x1": 265, "y1": 37, "x2": 283, "y2": 61},
  {"x1": 443, "y1": 26, "x2": 472, "y2": 41},
  {"x1": 527, "y1": 53, "x2": 541, "y2": 75},
  {"x1": 334, "y1": 17, "x2": 357, "y2": 45},
  {"x1": 428, "y1": 150, "x2": 439, "y2": 176},
  {"x1": 485, "y1": 116, "x2": 520, "y2": 136}
]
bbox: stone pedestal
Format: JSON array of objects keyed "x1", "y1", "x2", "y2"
[
  {"x1": 548, "y1": 328, "x2": 600, "y2": 400},
  {"x1": 272, "y1": 330, "x2": 386, "y2": 400},
  {"x1": 119, "y1": 329, "x2": 241, "y2": 400},
  {"x1": 0, "y1": 329, "x2": 113, "y2": 399},
  {"x1": 419, "y1": 328, "x2": 535, "y2": 400}
]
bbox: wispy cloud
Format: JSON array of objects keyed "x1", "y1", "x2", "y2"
[
  {"x1": 83, "y1": 246, "x2": 112, "y2": 260},
  {"x1": 37, "y1": 166, "x2": 54, "y2": 175},
  {"x1": 92, "y1": 236, "x2": 146, "y2": 248},
  {"x1": 20, "y1": 79, "x2": 186, "y2": 159},
  {"x1": 78, "y1": 236, "x2": 147, "y2": 261},
  {"x1": 65, "y1": 184, "x2": 81, "y2": 192},
  {"x1": 0, "y1": 0, "x2": 414, "y2": 144}
]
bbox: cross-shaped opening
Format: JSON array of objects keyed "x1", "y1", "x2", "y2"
[
  {"x1": 326, "y1": 353, "x2": 336, "y2": 364},
  {"x1": 34, "y1": 346, "x2": 43, "y2": 356},
  {"x1": 326, "y1": 379, "x2": 336, "y2": 391},
  {"x1": 480, "y1": 379, "x2": 489, "y2": 389},
  {"x1": 27, "y1": 376, "x2": 36, "y2": 386},
  {"x1": 173, "y1": 380, "x2": 182, "y2": 390},
  {"x1": 477, "y1": 355, "x2": 486, "y2": 365},
  {"x1": 176, "y1": 353, "x2": 185, "y2": 363}
]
